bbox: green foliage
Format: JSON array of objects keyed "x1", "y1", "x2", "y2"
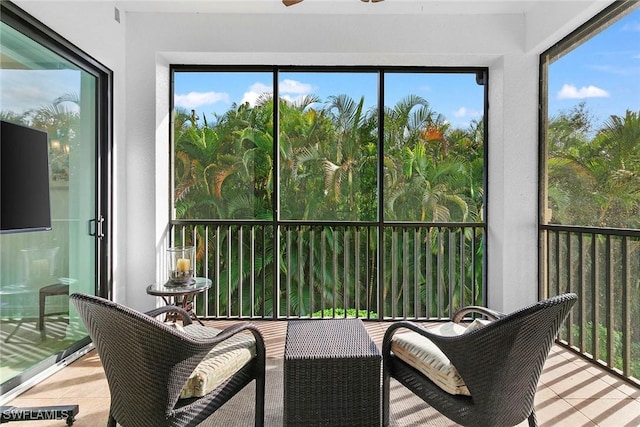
[
  {"x1": 173, "y1": 91, "x2": 486, "y2": 319},
  {"x1": 572, "y1": 322, "x2": 640, "y2": 379},
  {"x1": 548, "y1": 105, "x2": 640, "y2": 228}
]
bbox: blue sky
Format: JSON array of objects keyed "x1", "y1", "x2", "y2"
[
  {"x1": 174, "y1": 7, "x2": 640, "y2": 132},
  {"x1": 548, "y1": 8, "x2": 640, "y2": 128},
  {"x1": 1, "y1": 8, "x2": 638, "y2": 132},
  {"x1": 174, "y1": 71, "x2": 485, "y2": 129}
]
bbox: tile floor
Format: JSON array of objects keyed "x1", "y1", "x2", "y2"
[{"x1": 3, "y1": 320, "x2": 639, "y2": 426}]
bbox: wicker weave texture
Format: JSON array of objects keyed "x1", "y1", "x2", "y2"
[
  {"x1": 284, "y1": 319, "x2": 382, "y2": 427},
  {"x1": 70, "y1": 293, "x2": 266, "y2": 427},
  {"x1": 382, "y1": 293, "x2": 578, "y2": 427}
]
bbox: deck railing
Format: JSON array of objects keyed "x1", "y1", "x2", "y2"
[
  {"x1": 171, "y1": 221, "x2": 486, "y2": 321},
  {"x1": 541, "y1": 224, "x2": 639, "y2": 385}
]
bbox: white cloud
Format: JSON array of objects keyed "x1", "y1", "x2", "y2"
[
  {"x1": 557, "y1": 84, "x2": 610, "y2": 100},
  {"x1": 0, "y1": 69, "x2": 79, "y2": 114},
  {"x1": 174, "y1": 91, "x2": 229, "y2": 109},
  {"x1": 250, "y1": 82, "x2": 273, "y2": 94},
  {"x1": 241, "y1": 91, "x2": 260, "y2": 107},
  {"x1": 240, "y1": 82, "x2": 273, "y2": 107},
  {"x1": 452, "y1": 106, "x2": 481, "y2": 118},
  {"x1": 240, "y1": 79, "x2": 314, "y2": 107},
  {"x1": 622, "y1": 21, "x2": 640, "y2": 32},
  {"x1": 279, "y1": 79, "x2": 314, "y2": 95}
]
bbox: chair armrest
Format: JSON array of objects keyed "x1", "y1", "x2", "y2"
[
  {"x1": 382, "y1": 320, "x2": 495, "y2": 398},
  {"x1": 145, "y1": 306, "x2": 193, "y2": 325},
  {"x1": 186, "y1": 322, "x2": 266, "y2": 355},
  {"x1": 382, "y1": 320, "x2": 456, "y2": 356},
  {"x1": 164, "y1": 322, "x2": 267, "y2": 409},
  {"x1": 452, "y1": 306, "x2": 505, "y2": 323}
]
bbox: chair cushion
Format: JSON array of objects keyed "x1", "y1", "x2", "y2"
[
  {"x1": 178, "y1": 325, "x2": 257, "y2": 399},
  {"x1": 391, "y1": 320, "x2": 491, "y2": 396},
  {"x1": 465, "y1": 318, "x2": 492, "y2": 333}
]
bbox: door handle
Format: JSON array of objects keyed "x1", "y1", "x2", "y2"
[{"x1": 88, "y1": 217, "x2": 105, "y2": 238}]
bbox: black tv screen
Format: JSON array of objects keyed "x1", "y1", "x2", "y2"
[{"x1": 1, "y1": 120, "x2": 52, "y2": 234}]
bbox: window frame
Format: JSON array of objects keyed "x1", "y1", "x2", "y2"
[
  {"x1": 170, "y1": 65, "x2": 489, "y2": 228},
  {"x1": 538, "y1": 0, "x2": 639, "y2": 228}
]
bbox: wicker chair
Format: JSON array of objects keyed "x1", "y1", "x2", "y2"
[
  {"x1": 70, "y1": 293, "x2": 265, "y2": 427},
  {"x1": 382, "y1": 293, "x2": 577, "y2": 427}
]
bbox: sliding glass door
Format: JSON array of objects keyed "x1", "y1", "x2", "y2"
[{"x1": 0, "y1": 4, "x2": 111, "y2": 395}]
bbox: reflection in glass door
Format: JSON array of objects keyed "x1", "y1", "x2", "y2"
[{"x1": 0, "y1": 7, "x2": 109, "y2": 395}]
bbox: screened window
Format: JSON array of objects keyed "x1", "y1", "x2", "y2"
[
  {"x1": 172, "y1": 67, "x2": 486, "y2": 225},
  {"x1": 542, "y1": 3, "x2": 640, "y2": 229},
  {"x1": 540, "y1": 1, "x2": 640, "y2": 382}
]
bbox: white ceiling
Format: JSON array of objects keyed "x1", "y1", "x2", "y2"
[{"x1": 113, "y1": 0, "x2": 547, "y2": 16}]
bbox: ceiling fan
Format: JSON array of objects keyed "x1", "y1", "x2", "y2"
[{"x1": 283, "y1": 0, "x2": 383, "y2": 6}]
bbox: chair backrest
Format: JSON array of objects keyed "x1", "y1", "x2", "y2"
[
  {"x1": 444, "y1": 293, "x2": 577, "y2": 425},
  {"x1": 70, "y1": 293, "x2": 209, "y2": 426}
]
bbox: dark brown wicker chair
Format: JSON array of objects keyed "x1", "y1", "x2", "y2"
[
  {"x1": 70, "y1": 293, "x2": 265, "y2": 427},
  {"x1": 383, "y1": 293, "x2": 577, "y2": 427}
]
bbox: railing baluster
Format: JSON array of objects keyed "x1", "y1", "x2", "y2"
[
  {"x1": 414, "y1": 227, "x2": 420, "y2": 318},
  {"x1": 321, "y1": 227, "x2": 326, "y2": 317},
  {"x1": 237, "y1": 226, "x2": 243, "y2": 317},
  {"x1": 565, "y1": 231, "x2": 572, "y2": 344},
  {"x1": 437, "y1": 227, "x2": 444, "y2": 319},
  {"x1": 448, "y1": 228, "x2": 455, "y2": 317},
  {"x1": 343, "y1": 228, "x2": 350, "y2": 318},
  {"x1": 264, "y1": 225, "x2": 271, "y2": 319},
  {"x1": 331, "y1": 227, "x2": 340, "y2": 317},
  {"x1": 226, "y1": 225, "x2": 232, "y2": 317},
  {"x1": 309, "y1": 227, "x2": 315, "y2": 317},
  {"x1": 425, "y1": 227, "x2": 432, "y2": 317},
  {"x1": 171, "y1": 222, "x2": 486, "y2": 323},
  {"x1": 592, "y1": 231, "x2": 599, "y2": 362},
  {"x1": 297, "y1": 226, "x2": 304, "y2": 318},
  {"x1": 402, "y1": 228, "x2": 409, "y2": 319},
  {"x1": 250, "y1": 225, "x2": 255, "y2": 317},
  {"x1": 391, "y1": 228, "x2": 398, "y2": 319},
  {"x1": 579, "y1": 232, "x2": 586, "y2": 351},
  {"x1": 355, "y1": 227, "x2": 361, "y2": 317},
  {"x1": 540, "y1": 224, "x2": 638, "y2": 385},
  {"x1": 458, "y1": 227, "x2": 465, "y2": 310},
  {"x1": 622, "y1": 236, "x2": 630, "y2": 377},
  {"x1": 285, "y1": 227, "x2": 292, "y2": 318},
  {"x1": 606, "y1": 235, "x2": 614, "y2": 369},
  {"x1": 471, "y1": 227, "x2": 477, "y2": 306}
]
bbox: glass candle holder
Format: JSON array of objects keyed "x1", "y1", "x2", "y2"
[{"x1": 167, "y1": 246, "x2": 195, "y2": 285}]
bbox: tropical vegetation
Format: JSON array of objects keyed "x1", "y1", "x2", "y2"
[{"x1": 173, "y1": 90, "x2": 486, "y2": 320}]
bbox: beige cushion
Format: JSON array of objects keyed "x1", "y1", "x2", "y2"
[
  {"x1": 178, "y1": 325, "x2": 256, "y2": 399},
  {"x1": 464, "y1": 318, "x2": 492, "y2": 333},
  {"x1": 391, "y1": 320, "x2": 491, "y2": 396}
]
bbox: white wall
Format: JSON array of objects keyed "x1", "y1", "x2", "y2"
[
  {"x1": 13, "y1": 1, "x2": 609, "y2": 313},
  {"x1": 127, "y1": 11, "x2": 536, "y2": 312}
]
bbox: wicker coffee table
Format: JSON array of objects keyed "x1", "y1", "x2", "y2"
[{"x1": 283, "y1": 318, "x2": 382, "y2": 427}]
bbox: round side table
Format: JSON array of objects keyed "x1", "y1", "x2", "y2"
[{"x1": 146, "y1": 277, "x2": 212, "y2": 325}]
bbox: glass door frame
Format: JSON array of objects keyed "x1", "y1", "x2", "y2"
[{"x1": 0, "y1": 1, "x2": 112, "y2": 396}]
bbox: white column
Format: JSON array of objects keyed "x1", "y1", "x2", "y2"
[{"x1": 487, "y1": 53, "x2": 540, "y2": 313}]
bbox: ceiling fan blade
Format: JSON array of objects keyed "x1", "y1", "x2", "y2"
[{"x1": 283, "y1": 0, "x2": 381, "y2": 6}]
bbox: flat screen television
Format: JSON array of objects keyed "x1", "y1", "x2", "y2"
[{"x1": 1, "y1": 120, "x2": 52, "y2": 234}]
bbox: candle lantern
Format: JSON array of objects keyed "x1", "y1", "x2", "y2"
[{"x1": 167, "y1": 246, "x2": 195, "y2": 285}]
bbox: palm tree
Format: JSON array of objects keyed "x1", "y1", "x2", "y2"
[{"x1": 547, "y1": 108, "x2": 640, "y2": 228}]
